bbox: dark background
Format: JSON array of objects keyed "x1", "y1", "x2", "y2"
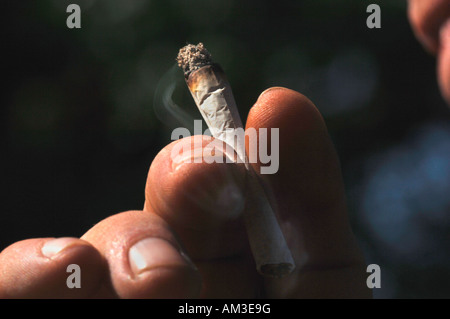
[{"x1": 2, "y1": 0, "x2": 450, "y2": 298}]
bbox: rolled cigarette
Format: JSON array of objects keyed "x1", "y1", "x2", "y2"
[{"x1": 177, "y1": 43, "x2": 295, "y2": 277}]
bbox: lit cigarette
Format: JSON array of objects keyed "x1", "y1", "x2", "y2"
[{"x1": 177, "y1": 43, "x2": 295, "y2": 277}]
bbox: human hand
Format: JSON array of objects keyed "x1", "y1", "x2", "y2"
[
  {"x1": 0, "y1": 87, "x2": 371, "y2": 298},
  {"x1": 408, "y1": 0, "x2": 450, "y2": 105}
]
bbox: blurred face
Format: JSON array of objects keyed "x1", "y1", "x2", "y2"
[{"x1": 408, "y1": 0, "x2": 450, "y2": 105}]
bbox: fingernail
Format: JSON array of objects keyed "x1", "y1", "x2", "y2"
[
  {"x1": 128, "y1": 238, "x2": 196, "y2": 275},
  {"x1": 171, "y1": 139, "x2": 234, "y2": 170},
  {"x1": 257, "y1": 87, "x2": 285, "y2": 102},
  {"x1": 171, "y1": 144, "x2": 205, "y2": 170},
  {"x1": 41, "y1": 237, "x2": 80, "y2": 258}
]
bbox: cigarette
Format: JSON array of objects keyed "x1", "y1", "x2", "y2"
[{"x1": 176, "y1": 43, "x2": 295, "y2": 278}]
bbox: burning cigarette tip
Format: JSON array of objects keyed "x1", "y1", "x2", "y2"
[
  {"x1": 177, "y1": 43, "x2": 213, "y2": 77},
  {"x1": 175, "y1": 42, "x2": 296, "y2": 278}
]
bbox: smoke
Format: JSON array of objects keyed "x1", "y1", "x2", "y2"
[
  {"x1": 152, "y1": 64, "x2": 246, "y2": 220},
  {"x1": 153, "y1": 64, "x2": 198, "y2": 133}
]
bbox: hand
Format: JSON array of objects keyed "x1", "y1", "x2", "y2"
[
  {"x1": 408, "y1": 0, "x2": 450, "y2": 105},
  {"x1": 0, "y1": 87, "x2": 371, "y2": 298}
]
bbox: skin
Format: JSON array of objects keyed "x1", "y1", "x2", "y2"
[
  {"x1": 0, "y1": 88, "x2": 371, "y2": 298},
  {"x1": 408, "y1": 0, "x2": 450, "y2": 104},
  {"x1": 1, "y1": 1, "x2": 449, "y2": 298}
]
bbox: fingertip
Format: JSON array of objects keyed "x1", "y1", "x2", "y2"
[
  {"x1": 41, "y1": 237, "x2": 87, "y2": 259},
  {"x1": 438, "y1": 20, "x2": 450, "y2": 105},
  {"x1": 0, "y1": 238, "x2": 104, "y2": 298},
  {"x1": 246, "y1": 86, "x2": 330, "y2": 184},
  {"x1": 81, "y1": 211, "x2": 202, "y2": 299},
  {"x1": 246, "y1": 86, "x2": 353, "y2": 259},
  {"x1": 407, "y1": 0, "x2": 450, "y2": 55},
  {"x1": 408, "y1": 0, "x2": 438, "y2": 54},
  {"x1": 125, "y1": 237, "x2": 201, "y2": 299},
  {"x1": 145, "y1": 136, "x2": 246, "y2": 232},
  {"x1": 248, "y1": 86, "x2": 326, "y2": 133}
]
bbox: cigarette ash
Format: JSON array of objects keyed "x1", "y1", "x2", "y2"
[
  {"x1": 175, "y1": 42, "x2": 296, "y2": 278},
  {"x1": 177, "y1": 43, "x2": 213, "y2": 77}
]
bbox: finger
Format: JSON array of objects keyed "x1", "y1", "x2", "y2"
[
  {"x1": 407, "y1": 0, "x2": 450, "y2": 54},
  {"x1": 144, "y1": 136, "x2": 262, "y2": 298},
  {"x1": 438, "y1": 19, "x2": 450, "y2": 105},
  {"x1": 81, "y1": 210, "x2": 201, "y2": 299},
  {"x1": 246, "y1": 87, "x2": 371, "y2": 298},
  {"x1": 0, "y1": 237, "x2": 103, "y2": 298},
  {"x1": 144, "y1": 136, "x2": 247, "y2": 258}
]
